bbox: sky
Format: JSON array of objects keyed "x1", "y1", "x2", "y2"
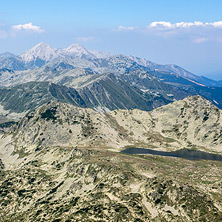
[{"x1": 0, "y1": 0, "x2": 222, "y2": 79}]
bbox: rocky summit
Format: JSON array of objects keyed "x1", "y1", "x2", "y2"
[{"x1": 1, "y1": 96, "x2": 222, "y2": 221}]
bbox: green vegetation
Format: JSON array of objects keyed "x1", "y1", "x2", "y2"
[
  {"x1": 0, "y1": 121, "x2": 16, "y2": 128},
  {"x1": 41, "y1": 107, "x2": 57, "y2": 121},
  {"x1": 12, "y1": 147, "x2": 29, "y2": 158}
]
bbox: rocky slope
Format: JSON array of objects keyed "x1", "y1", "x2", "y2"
[
  {"x1": 129, "y1": 55, "x2": 222, "y2": 87},
  {"x1": 111, "y1": 95, "x2": 222, "y2": 151},
  {"x1": 76, "y1": 73, "x2": 172, "y2": 111},
  {"x1": 0, "y1": 82, "x2": 87, "y2": 115},
  {"x1": 2, "y1": 95, "x2": 222, "y2": 157},
  {"x1": 0, "y1": 76, "x2": 173, "y2": 119},
  {"x1": 1, "y1": 96, "x2": 222, "y2": 221},
  {"x1": 118, "y1": 70, "x2": 192, "y2": 101},
  {"x1": 1, "y1": 146, "x2": 222, "y2": 222}
]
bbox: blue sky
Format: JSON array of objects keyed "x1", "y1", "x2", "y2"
[{"x1": 1, "y1": 0, "x2": 222, "y2": 79}]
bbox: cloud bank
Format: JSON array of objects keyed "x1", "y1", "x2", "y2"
[
  {"x1": 148, "y1": 21, "x2": 222, "y2": 29},
  {"x1": 115, "y1": 21, "x2": 222, "y2": 43},
  {"x1": 117, "y1": 21, "x2": 222, "y2": 31}
]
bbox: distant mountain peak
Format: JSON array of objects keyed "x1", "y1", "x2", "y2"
[
  {"x1": 65, "y1": 43, "x2": 89, "y2": 53},
  {"x1": 58, "y1": 43, "x2": 96, "y2": 59},
  {"x1": 0, "y1": 52, "x2": 16, "y2": 59},
  {"x1": 19, "y1": 42, "x2": 58, "y2": 63}
]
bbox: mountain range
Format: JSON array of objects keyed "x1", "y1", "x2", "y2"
[
  {"x1": 1, "y1": 42, "x2": 222, "y2": 221},
  {"x1": 0, "y1": 42, "x2": 222, "y2": 119},
  {"x1": 0, "y1": 42, "x2": 221, "y2": 87}
]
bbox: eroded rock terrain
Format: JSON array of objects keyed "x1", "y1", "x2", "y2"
[{"x1": 1, "y1": 96, "x2": 222, "y2": 221}]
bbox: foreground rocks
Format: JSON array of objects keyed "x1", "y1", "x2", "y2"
[{"x1": 1, "y1": 147, "x2": 222, "y2": 221}]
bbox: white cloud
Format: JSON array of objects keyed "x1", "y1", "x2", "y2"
[
  {"x1": 210, "y1": 21, "x2": 222, "y2": 28},
  {"x1": 115, "y1": 21, "x2": 222, "y2": 32},
  {"x1": 149, "y1": 21, "x2": 174, "y2": 29},
  {"x1": 75, "y1": 36, "x2": 99, "y2": 42},
  {"x1": 117, "y1": 26, "x2": 138, "y2": 31},
  {"x1": 145, "y1": 21, "x2": 222, "y2": 43},
  {"x1": 148, "y1": 21, "x2": 222, "y2": 29},
  {"x1": 12, "y1": 23, "x2": 44, "y2": 33}
]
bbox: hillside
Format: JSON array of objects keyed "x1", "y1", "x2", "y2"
[
  {"x1": 0, "y1": 73, "x2": 177, "y2": 118},
  {"x1": 1, "y1": 96, "x2": 222, "y2": 221},
  {"x1": 3, "y1": 95, "x2": 222, "y2": 156},
  {"x1": 76, "y1": 73, "x2": 172, "y2": 111},
  {"x1": 0, "y1": 82, "x2": 87, "y2": 115}
]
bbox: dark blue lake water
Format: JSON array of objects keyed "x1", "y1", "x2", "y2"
[{"x1": 121, "y1": 148, "x2": 222, "y2": 161}]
